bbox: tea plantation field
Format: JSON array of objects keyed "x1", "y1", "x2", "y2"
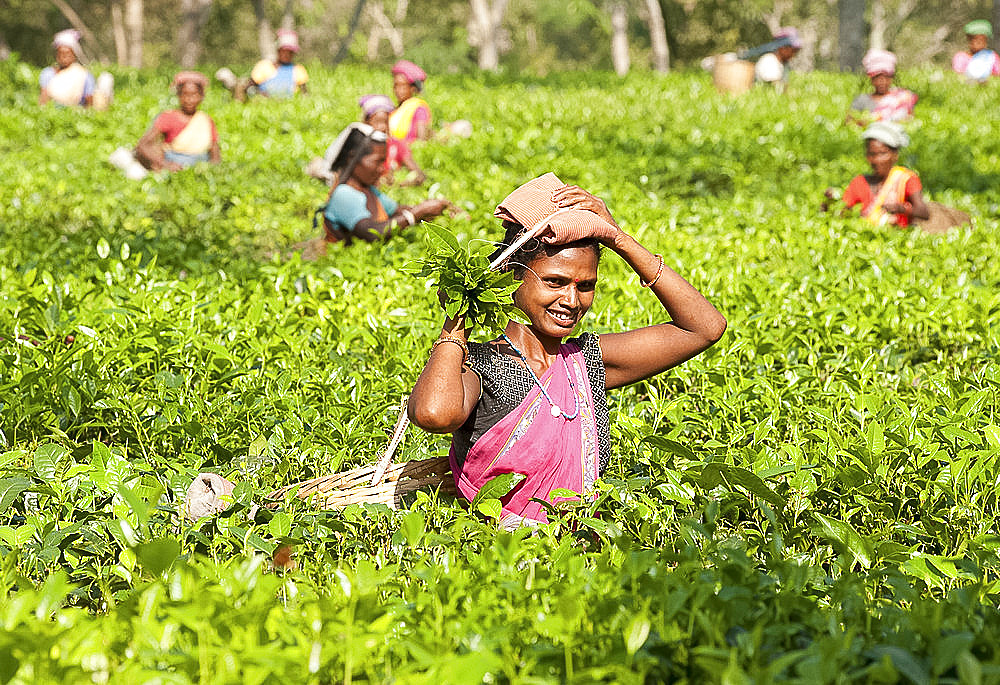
[{"x1": 2, "y1": 59, "x2": 1000, "y2": 683}]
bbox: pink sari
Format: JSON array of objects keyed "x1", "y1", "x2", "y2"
[{"x1": 450, "y1": 341, "x2": 601, "y2": 526}]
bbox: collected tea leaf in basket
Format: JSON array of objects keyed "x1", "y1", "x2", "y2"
[{"x1": 414, "y1": 224, "x2": 520, "y2": 337}]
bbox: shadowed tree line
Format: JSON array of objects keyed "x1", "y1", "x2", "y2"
[{"x1": 2, "y1": 0, "x2": 999, "y2": 73}]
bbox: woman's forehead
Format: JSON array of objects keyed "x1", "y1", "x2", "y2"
[{"x1": 527, "y1": 246, "x2": 599, "y2": 274}]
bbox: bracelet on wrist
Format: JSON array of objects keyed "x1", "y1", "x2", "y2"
[
  {"x1": 640, "y1": 254, "x2": 664, "y2": 288},
  {"x1": 431, "y1": 335, "x2": 468, "y2": 360},
  {"x1": 401, "y1": 209, "x2": 417, "y2": 226}
]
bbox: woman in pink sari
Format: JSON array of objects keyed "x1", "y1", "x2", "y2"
[
  {"x1": 408, "y1": 173, "x2": 727, "y2": 527},
  {"x1": 846, "y1": 50, "x2": 917, "y2": 126}
]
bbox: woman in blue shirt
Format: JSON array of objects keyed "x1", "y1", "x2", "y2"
[{"x1": 320, "y1": 123, "x2": 449, "y2": 244}]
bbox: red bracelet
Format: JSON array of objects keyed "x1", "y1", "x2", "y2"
[{"x1": 640, "y1": 254, "x2": 664, "y2": 288}]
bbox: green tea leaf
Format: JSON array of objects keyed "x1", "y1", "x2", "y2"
[
  {"x1": 134, "y1": 537, "x2": 180, "y2": 576},
  {"x1": 471, "y1": 472, "x2": 526, "y2": 506}
]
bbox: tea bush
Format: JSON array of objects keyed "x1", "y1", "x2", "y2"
[{"x1": 2, "y1": 59, "x2": 1000, "y2": 683}]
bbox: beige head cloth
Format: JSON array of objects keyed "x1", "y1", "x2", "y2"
[{"x1": 494, "y1": 173, "x2": 617, "y2": 245}]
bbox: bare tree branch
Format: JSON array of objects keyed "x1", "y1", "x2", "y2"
[{"x1": 331, "y1": 0, "x2": 368, "y2": 66}]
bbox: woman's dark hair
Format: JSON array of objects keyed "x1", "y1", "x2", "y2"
[
  {"x1": 330, "y1": 128, "x2": 375, "y2": 175},
  {"x1": 489, "y1": 219, "x2": 602, "y2": 279},
  {"x1": 864, "y1": 137, "x2": 899, "y2": 153}
]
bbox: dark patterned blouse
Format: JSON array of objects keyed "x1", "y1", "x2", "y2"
[{"x1": 451, "y1": 332, "x2": 612, "y2": 473}]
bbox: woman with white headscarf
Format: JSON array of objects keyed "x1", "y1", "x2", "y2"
[
  {"x1": 831, "y1": 122, "x2": 969, "y2": 232},
  {"x1": 847, "y1": 49, "x2": 917, "y2": 126},
  {"x1": 38, "y1": 30, "x2": 95, "y2": 107},
  {"x1": 842, "y1": 122, "x2": 928, "y2": 227}
]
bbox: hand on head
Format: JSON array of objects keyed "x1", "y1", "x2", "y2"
[{"x1": 538, "y1": 185, "x2": 620, "y2": 246}]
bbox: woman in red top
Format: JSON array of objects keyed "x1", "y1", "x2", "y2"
[
  {"x1": 134, "y1": 72, "x2": 221, "y2": 172},
  {"x1": 842, "y1": 122, "x2": 928, "y2": 227}
]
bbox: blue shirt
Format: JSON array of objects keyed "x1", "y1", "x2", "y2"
[
  {"x1": 324, "y1": 185, "x2": 398, "y2": 232},
  {"x1": 259, "y1": 64, "x2": 297, "y2": 97}
]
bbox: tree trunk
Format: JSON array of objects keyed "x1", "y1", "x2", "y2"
[
  {"x1": 177, "y1": 0, "x2": 214, "y2": 67},
  {"x1": 469, "y1": 0, "x2": 509, "y2": 71},
  {"x1": 0, "y1": 30, "x2": 9, "y2": 61},
  {"x1": 331, "y1": 0, "x2": 368, "y2": 65},
  {"x1": 869, "y1": 0, "x2": 916, "y2": 54},
  {"x1": 762, "y1": 0, "x2": 792, "y2": 35},
  {"x1": 869, "y1": 0, "x2": 886, "y2": 50},
  {"x1": 911, "y1": 25, "x2": 950, "y2": 64},
  {"x1": 124, "y1": 0, "x2": 143, "y2": 67},
  {"x1": 610, "y1": 1, "x2": 629, "y2": 76},
  {"x1": 252, "y1": 0, "x2": 276, "y2": 61},
  {"x1": 111, "y1": 1, "x2": 128, "y2": 64},
  {"x1": 282, "y1": 0, "x2": 296, "y2": 31},
  {"x1": 367, "y1": 2, "x2": 405, "y2": 59},
  {"x1": 838, "y1": 0, "x2": 866, "y2": 72},
  {"x1": 995, "y1": 0, "x2": 1000, "y2": 53},
  {"x1": 644, "y1": 0, "x2": 669, "y2": 72}
]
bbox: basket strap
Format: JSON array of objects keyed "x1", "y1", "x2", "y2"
[
  {"x1": 369, "y1": 395, "x2": 410, "y2": 486},
  {"x1": 487, "y1": 215, "x2": 556, "y2": 270}
]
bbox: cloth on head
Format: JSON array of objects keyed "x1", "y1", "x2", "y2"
[
  {"x1": 773, "y1": 27, "x2": 802, "y2": 49},
  {"x1": 392, "y1": 59, "x2": 427, "y2": 85},
  {"x1": 863, "y1": 49, "x2": 897, "y2": 76},
  {"x1": 53, "y1": 29, "x2": 83, "y2": 59},
  {"x1": 965, "y1": 19, "x2": 993, "y2": 37},
  {"x1": 173, "y1": 70, "x2": 208, "y2": 92},
  {"x1": 184, "y1": 472, "x2": 235, "y2": 522},
  {"x1": 494, "y1": 173, "x2": 618, "y2": 246},
  {"x1": 863, "y1": 121, "x2": 909, "y2": 149},
  {"x1": 359, "y1": 94, "x2": 395, "y2": 118},
  {"x1": 277, "y1": 29, "x2": 300, "y2": 52},
  {"x1": 323, "y1": 122, "x2": 387, "y2": 171}
]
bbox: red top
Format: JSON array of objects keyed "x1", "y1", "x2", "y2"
[
  {"x1": 153, "y1": 110, "x2": 219, "y2": 144},
  {"x1": 385, "y1": 137, "x2": 412, "y2": 172},
  {"x1": 843, "y1": 173, "x2": 922, "y2": 227}
]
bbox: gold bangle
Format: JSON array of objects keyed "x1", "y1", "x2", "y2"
[
  {"x1": 431, "y1": 335, "x2": 468, "y2": 360},
  {"x1": 640, "y1": 254, "x2": 664, "y2": 288}
]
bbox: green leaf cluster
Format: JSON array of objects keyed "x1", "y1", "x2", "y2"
[{"x1": 414, "y1": 224, "x2": 520, "y2": 337}]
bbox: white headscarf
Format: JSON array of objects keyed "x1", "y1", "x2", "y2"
[
  {"x1": 863, "y1": 121, "x2": 909, "y2": 149},
  {"x1": 53, "y1": 29, "x2": 84, "y2": 60}
]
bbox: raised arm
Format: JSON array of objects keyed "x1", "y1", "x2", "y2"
[
  {"x1": 351, "y1": 198, "x2": 449, "y2": 242},
  {"x1": 407, "y1": 315, "x2": 482, "y2": 433},
  {"x1": 550, "y1": 186, "x2": 727, "y2": 390}
]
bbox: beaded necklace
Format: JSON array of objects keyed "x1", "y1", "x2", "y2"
[{"x1": 501, "y1": 333, "x2": 579, "y2": 420}]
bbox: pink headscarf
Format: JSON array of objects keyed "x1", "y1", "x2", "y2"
[
  {"x1": 862, "y1": 49, "x2": 897, "y2": 76},
  {"x1": 773, "y1": 27, "x2": 802, "y2": 49},
  {"x1": 173, "y1": 71, "x2": 209, "y2": 92},
  {"x1": 277, "y1": 29, "x2": 300, "y2": 52},
  {"x1": 358, "y1": 94, "x2": 395, "y2": 118},
  {"x1": 392, "y1": 59, "x2": 427, "y2": 85}
]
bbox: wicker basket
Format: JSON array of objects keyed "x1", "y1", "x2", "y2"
[
  {"x1": 713, "y1": 58, "x2": 755, "y2": 94},
  {"x1": 268, "y1": 456, "x2": 457, "y2": 510},
  {"x1": 265, "y1": 395, "x2": 458, "y2": 510}
]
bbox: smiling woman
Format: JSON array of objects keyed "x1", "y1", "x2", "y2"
[{"x1": 407, "y1": 173, "x2": 727, "y2": 528}]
